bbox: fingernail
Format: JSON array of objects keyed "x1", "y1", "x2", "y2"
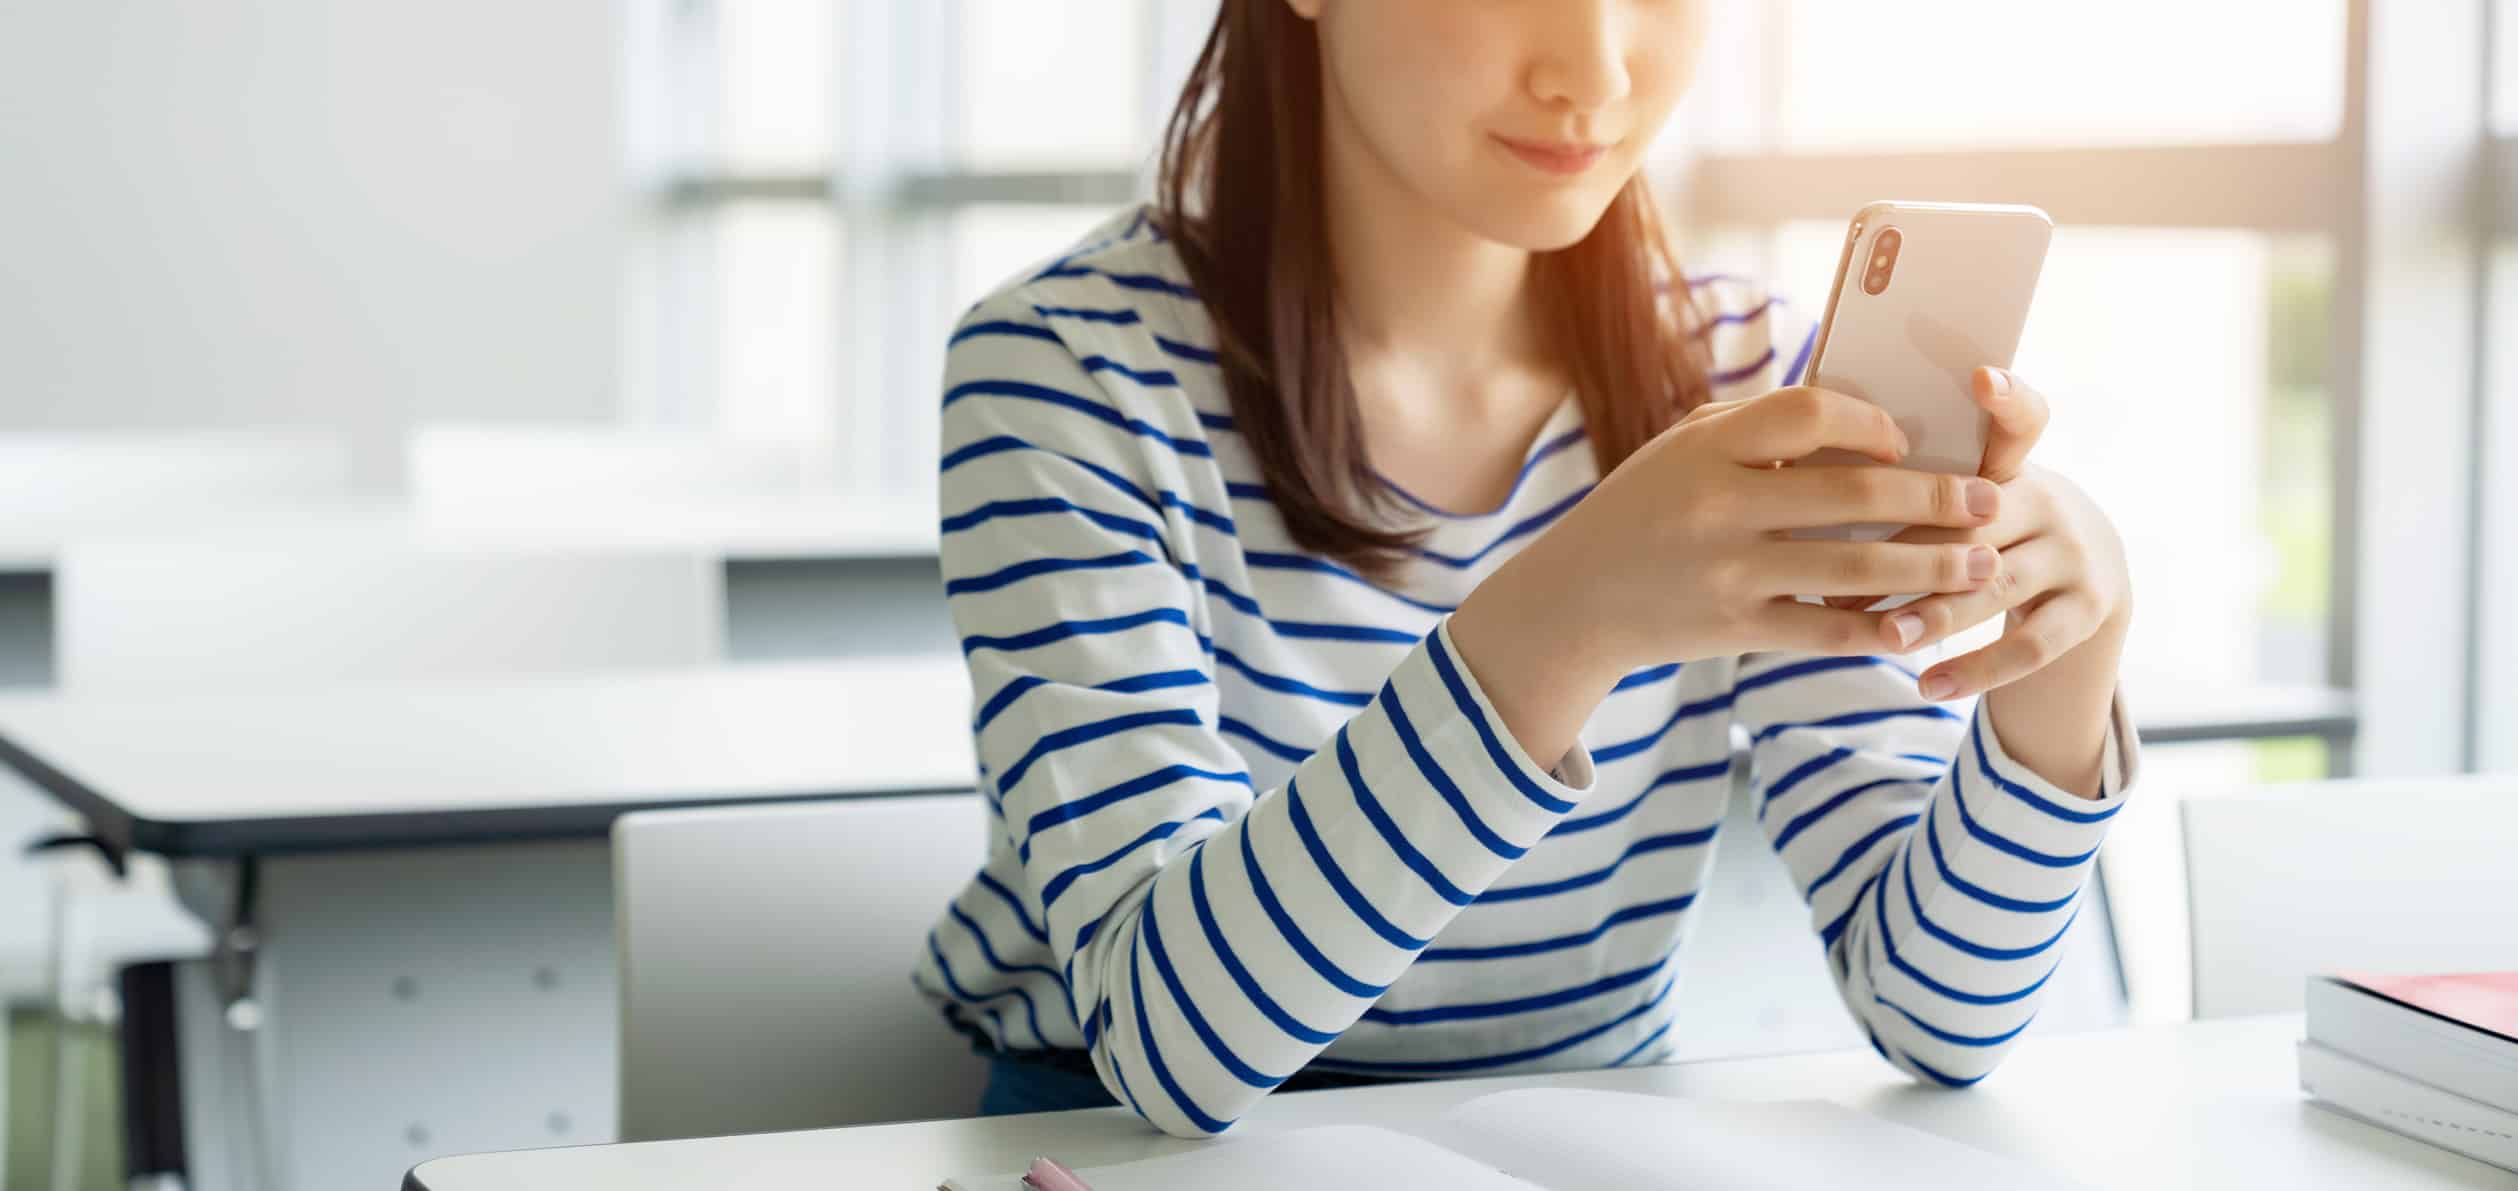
[
  {"x1": 1920, "y1": 673, "x2": 1957, "y2": 701},
  {"x1": 1983, "y1": 367, "x2": 2011, "y2": 398},
  {"x1": 1964, "y1": 478, "x2": 1999, "y2": 518},
  {"x1": 1889, "y1": 612, "x2": 1923, "y2": 649},
  {"x1": 1967, "y1": 546, "x2": 1998, "y2": 582}
]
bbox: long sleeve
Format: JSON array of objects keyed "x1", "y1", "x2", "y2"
[
  {"x1": 1734, "y1": 651, "x2": 2138, "y2": 1085},
  {"x1": 933, "y1": 296, "x2": 1598, "y2": 1137}
]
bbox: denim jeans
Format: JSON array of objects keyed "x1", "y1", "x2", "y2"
[{"x1": 978, "y1": 1052, "x2": 1124, "y2": 1115}]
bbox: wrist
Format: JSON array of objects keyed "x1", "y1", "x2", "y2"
[
  {"x1": 1448, "y1": 545, "x2": 1629, "y2": 767},
  {"x1": 1985, "y1": 606, "x2": 2127, "y2": 799},
  {"x1": 1479, "y1": 533, "x2": 1635, "y2": 688}
]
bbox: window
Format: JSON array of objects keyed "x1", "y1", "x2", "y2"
[
  {"x1": 636, "y1": 0, "x2": 2493, "y2": 780},
  {"x1": 626, "y1": 0, "x2": 1180, "y2": 504},
  {"x1": 712, "y1": 0, "x2": 837, "y2": 173},
  {"x1": 956, "y1": 0, "x2": 1147, "y2": 171},
  {"x1": 1678, "y1": 7, "x2": 2351, "y2": 775},
  {"x1": 2498, "y1": 0, "x2": 2518, "y2": 132},
  {"x1": 1673, "y1": 0, "x2": 2518, "y2": 1023},
  {"x1": 1763, "y1": 0, "x2": 2347, "y2": 151},
  {"x1": 623, "y1": 0, "x2": 844, "y2": 438}
]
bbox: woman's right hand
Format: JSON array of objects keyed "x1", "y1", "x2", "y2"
[{"x1": 1449, "y1": 385, "x2": 2005, "y2": 767}]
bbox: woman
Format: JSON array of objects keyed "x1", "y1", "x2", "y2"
[{"x1": 916, "y1": 0, "x2": 2137, "y2": 1137}]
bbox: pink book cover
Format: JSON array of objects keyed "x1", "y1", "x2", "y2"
[{"x1": 2332, "y1": 971, "x2": 2518, "y2": 1044}]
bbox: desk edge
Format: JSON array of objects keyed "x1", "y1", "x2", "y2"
[{"x1": 0, "y1": 733, "x2": 969, "y2": 857}]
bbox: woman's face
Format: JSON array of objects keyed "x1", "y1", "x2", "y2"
[{"x1": 1295, "y1": 0, "x2": 1709, "y2": 251}]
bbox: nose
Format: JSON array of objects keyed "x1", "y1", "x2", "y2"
[{"x1": 1526, "y1": 0, "x2": 1633, "y2": 117}]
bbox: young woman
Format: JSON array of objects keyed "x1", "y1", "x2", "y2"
[{"x1": 916, "y1": 0, "x2": 2137, "y2": 1137}]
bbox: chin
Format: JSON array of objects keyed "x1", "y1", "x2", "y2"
[{"x1": 1447, "y1": 177, "x2": 1630, "y2": 253}]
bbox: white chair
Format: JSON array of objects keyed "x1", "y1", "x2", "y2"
[
  {"x1": 406, "y1": 424, "x2": 814, "y2": 519},
  {"x1": 55, "y1": 538, "x2": 723, "y2": 689},
  {"x1": 614, "y1": 794, "x2": 992, "y2": 1142},
  {"x1": 2182, "y1": 773, "x2": 2518, "y2": 1018}
]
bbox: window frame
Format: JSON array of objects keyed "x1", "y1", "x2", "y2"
[{"x1": 2479, "y1": 0, "x2": 2518, "y2": 771}]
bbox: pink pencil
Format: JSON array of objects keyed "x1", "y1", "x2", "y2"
[{"x1": 1021, "y1": 1156, "x2": 1097, "y2": 1191}]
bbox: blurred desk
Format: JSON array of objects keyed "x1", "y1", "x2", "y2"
[
  {"x1": 404, "y1": 1014, "x2": 2517, "y2": 1191},
  {"x1": 0, "y1": 659, "x2": 974, "y2": 855},
  {"x1": 0, "y1": 498, "x2": 951, "y2": 687},
  {"x1": 0, "y1": 497, "x2": 940, "y2": 574},
  {"x1": 0, "y1": 659, "x2": 975, "y2": 1191}
]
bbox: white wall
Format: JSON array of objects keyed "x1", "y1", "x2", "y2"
[{"x1": 0, "y1": 1, "x2": 625, "y2": 492}]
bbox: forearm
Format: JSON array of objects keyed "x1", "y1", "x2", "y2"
[
  {"x1": 1744, "y1": 655, "x2": 2128, "y2": 1087},
  {"x1": 1069, "y1": 623, "x2": 1595, "y2": 1136},
  {"x1": 1978, "y1": 609, "x2": 2127, "y2": 800},
  {"x1": 1445, "y1": 531, "x2": 1635, "y2": 769}
]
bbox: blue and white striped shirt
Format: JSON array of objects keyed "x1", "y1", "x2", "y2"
[{"x1": 914, "y1": 207, "x2": 2138, "y2": 1138}]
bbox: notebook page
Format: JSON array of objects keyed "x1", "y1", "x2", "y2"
[
  {"x1": 1418, "y1": 1089, "x2": 2091, "y2": 1191},
  {"x1": 938, "y1": 1124, "x2": 1543, "y2": 1191}
]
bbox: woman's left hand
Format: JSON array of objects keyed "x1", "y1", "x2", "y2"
[{"x1": 1831, "y1": 366, "x2": 2133, "y2": 701}]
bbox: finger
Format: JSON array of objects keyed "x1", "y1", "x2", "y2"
[
  {"x1": 1875, "y1": 535, "x2": 2072, "y2": 653},
  {"x1": 1750, "y1": 599, "x2": 1906, "y2": 657},
  {"x1": 1974, "y1": 367, "x2": 2051, "y2": 483},
  {"x1": 1756, "y1": 540, "x2": 1999, "y2": 598},
  {"x1": 1745, "y1": 465, "x2": 2000, "y2": 533},
  {"x1": 1818, "y1": 502, "x2": 2031, "y2": 610},
  {"x1": 1820, "y1": 481, "x2": 2046, "y2": 608},
  {"x1": 1821, "y1": 520, "x2": 1978, "y2": 609},
  {"x1": 1869, "y1": 507, "x2": 2034, "y2": 551},
  {"x1": 1918, "y1": 588, "x2": 2102, "y2": 700},
  {"x1": 1718, "y1": 386, "x2": 1909, "y2": 467}
]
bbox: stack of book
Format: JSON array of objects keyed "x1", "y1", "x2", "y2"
[{"x1": 2298, "y1": 971, "x2": 2518, "y2": 1172}]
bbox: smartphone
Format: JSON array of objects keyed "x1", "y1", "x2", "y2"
[{"x1": 1796, "y1": 200, "x2": 2054, "y2": 543}]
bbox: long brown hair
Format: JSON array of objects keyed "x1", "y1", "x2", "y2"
[{"x1": 1154, "y1": 0, "x2": 1716, "y2": 579}]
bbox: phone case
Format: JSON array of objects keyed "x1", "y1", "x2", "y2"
[{"x1": 1798, "y1": 200, "x2": 2053, "y2": 543}]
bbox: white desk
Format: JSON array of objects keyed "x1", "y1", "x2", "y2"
[
  {"x1": 404, "y1": 1015, "x2": 2515, "y2": 1191},
  {"x1": 0, "y1": 660, "x2": 974, "y2": 855},
  {"x1": 0, "y1": 660, "x2": 975, "y2": 1191},
  {"x1": 0, "y1": 498, "x2": 941, "y2": 576},
  {"x1": 0, "y1": 661, "x2": 2361, "y2": 1191},
  {"x1": 0, "y1": 498, "x2": 953, "y2": 687}
]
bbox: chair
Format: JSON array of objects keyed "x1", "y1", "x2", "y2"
[
  {"x1": 2181, "y1": 773, "x2": 2518, "y2": 1017},
  {"x1": 613, "y1": 794, "x2": 992, "y2": 1142},
  {"x1": 54, "y1": 538, "x2": 723, "y2": 689},
  {"x1": 406, "y1": 424, "x2": 813, "y2": 519}
]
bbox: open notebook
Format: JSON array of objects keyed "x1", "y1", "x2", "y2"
[{"x1": 940, "y1": 1087, "x2": 2088, "y2": 1190}]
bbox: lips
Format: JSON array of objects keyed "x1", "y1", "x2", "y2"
[{"x1": 1493, "y1": 133, "x2": 1609, "y2": 177}]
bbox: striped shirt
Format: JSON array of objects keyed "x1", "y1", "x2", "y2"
[{"x1": 914, "y1": 207, "x2": 2139, "y2": 1138}]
